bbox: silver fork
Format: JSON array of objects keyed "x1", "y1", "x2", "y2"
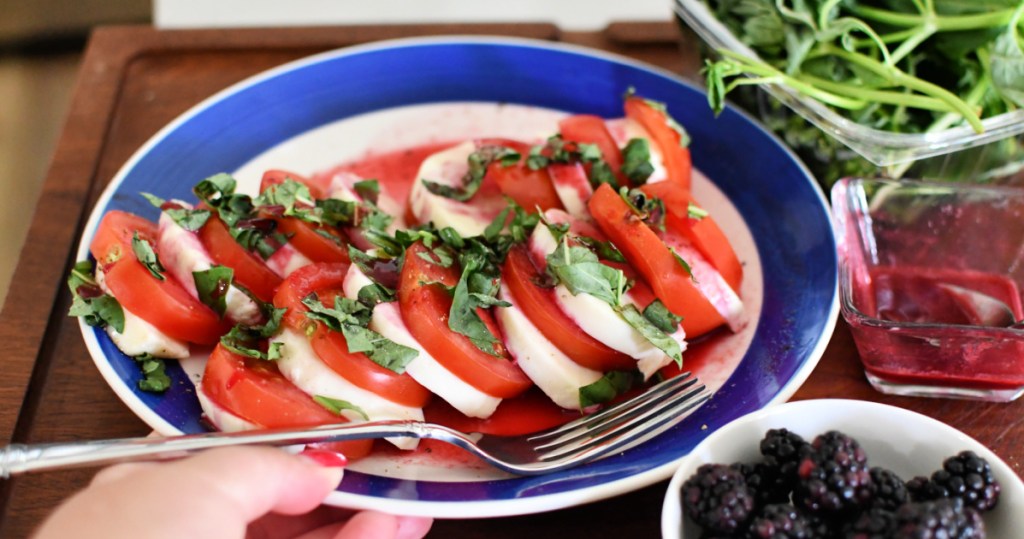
[{"x1": 0, "y1": 373, "x2": 709, "y2": 477}]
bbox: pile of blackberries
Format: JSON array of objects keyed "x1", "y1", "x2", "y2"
[{"x1": 680, "y1": 429, "x2": 1000, "y2": 538}]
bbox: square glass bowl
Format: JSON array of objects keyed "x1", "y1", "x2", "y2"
[
  {"x1": 832, "y1": 178, "x2": 1024, "y2": 401},
  {"x1": 674, "y1": 0, "x2": 1024, "y2": 181}
]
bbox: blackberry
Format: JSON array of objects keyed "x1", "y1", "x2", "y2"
[
  {"x1": 843, "y1": 507, "x2": 897, "y2": 539},
  {"x1": 761, "y1": 429, "x2": 809, "y2": 486},
  {"x1": 794, "y1": 431, "x2": 873, "y2": 516},
  {"x1": 893, "y1": 498, "x2": 985, "y2": 538},
  {"x1": 868, "y1": 467, "x2": 909, "y2": 511},
  {"x1": 682, "y1": 463, "x2": 757, "y2": 534},
  {"x1": 906, "y1": 475, "x2": 944, "y2": 502},
  {"x1": 746, "y1": 503, "x2": 824, "y2": 539},
  {"x1": 733, "y1": 462, "x2": 793, "y2": 507},
  {"x1": 930, "y1": 451, "x2": 1001, "y2": 512}
]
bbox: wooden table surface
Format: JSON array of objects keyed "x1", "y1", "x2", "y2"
[{"x1": 1, "y1": 22, "x2": 1021, "y2": 538}]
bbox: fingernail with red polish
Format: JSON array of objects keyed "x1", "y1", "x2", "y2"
[{"x1": 300, "y1": 448, "x2": 348, "y2": 468}]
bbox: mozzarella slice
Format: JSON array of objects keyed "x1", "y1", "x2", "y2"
[
  {"x1": 343, "y1": 265, "x2": 501, "y2": 419},
  {"x1": 407, "y1": 141, "x2": 505, "y2": 237},
  {"x1": 661, "y1": 234, "x2": 746, "y2": 332},
  {"x1": 156, "y1": 208, "x2": 262, "y2": 326},
  {"x1": 621, "y1": 289, "x2": 686, "y2": 378},
  {"x1": 264, "y1": 243, "x2": 314, "y2": 278},
  {"x1": 495, "y1": 283, "x2": 602, "y2": 410},
  {"x1": 94, "y1": 269, "x2": 190, "y2": 359},
  {"x1": 606, "y1": 118, "x2": 668, "y2": 184},
  {"x1": 548, "y1": 163, "x2": 593, "y2": 221},
  {"x1": 271, "y1": 327, "x2": 423, "y2": 450},
  {"x1": 196, "y1": 386, "x2": 258, "y2": 432},
  {"x1": 527, "y1": 224, "x2": 674, "y2": 379}
]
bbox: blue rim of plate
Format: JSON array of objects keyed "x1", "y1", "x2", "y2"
[{"x1": 76, "y1": 36, "x2": 838, "y2": 517}]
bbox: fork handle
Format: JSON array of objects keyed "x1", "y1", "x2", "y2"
[{"x1": 0, "y1": 420, "x2": 427, "y2": 478}]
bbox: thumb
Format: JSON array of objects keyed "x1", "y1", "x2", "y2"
[{"x1": 36, "y1": 446, "x2": 346, "y2": 539}]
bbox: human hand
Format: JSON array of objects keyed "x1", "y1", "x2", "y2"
[{"x1": 34, "y1": 446, "x2": 433, "y2": 539}]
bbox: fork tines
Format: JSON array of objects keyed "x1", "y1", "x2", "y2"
[{"x1": 529, "y1": 373, "x2": 709, "y2": 461}]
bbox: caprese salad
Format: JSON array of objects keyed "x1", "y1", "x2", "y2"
[{"x1": 69, "y1": 93, "x2": 745, "y2": 459}]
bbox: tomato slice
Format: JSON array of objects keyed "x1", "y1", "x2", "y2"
[
  {"x1": 503, "y1": 245, "x2": 635, "y2": 371},
  {"x1": 587, "y1": 184, "x2": 725, "y2": 337},
  {"x1": 275, "y1": 215, "x2": 351, "y2": 264},
  {"x1": 486, "y1": 161, "x2": 563, "y2": 212},
  {"x1": 202, "y1": 343, "x2": 373, "y2": 459},
  {"x1": 559, "y1": 114, "x2": 628, "y2": 186},
  {"x1": 640, "y1": 182, "x2": 742, "y2": 292},
  {"x1": 260, "y1": 169, "x2": 329, "y2": 199},
  {"x1": 398, "y1": 242, "x2": 532, "y2": 398},
  {"x1": 197, "y1": 214, "x2": 282, "y2": 303},
  {"x1": 273, "y1": 263, "x2": 431, "y2": 408},
  {"x1": 89, "y1": 211, "x2": 229, "y2": 344},
  {"x1": 624, "y1": 97, "x2": 692, "y2": 190}
]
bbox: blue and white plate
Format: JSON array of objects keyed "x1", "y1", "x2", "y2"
[{"x1": 76, "y1": 37, "x2": 838, "y2": 517}]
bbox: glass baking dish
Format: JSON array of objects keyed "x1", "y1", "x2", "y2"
[
  {"x1": 674, "y1": 0, "x2": 1024, "y2": 179},
  {"x1": 832, "y1": 177, "x2": 1024, "y2": 401}
]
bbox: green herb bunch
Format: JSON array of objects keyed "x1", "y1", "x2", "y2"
[{"x1": 701, "y1": 0, "x2": 1024, "y2": 185}]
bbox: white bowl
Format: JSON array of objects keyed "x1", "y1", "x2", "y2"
[{"x1": 662, "y1": 399, "x2": 1024, "y2": 538}]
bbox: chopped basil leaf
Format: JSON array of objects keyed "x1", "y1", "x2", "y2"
[
  {"x1": 618, "y1": 187, "x2": 666, "y2": 231},
  {"x1": 353, "y1": 179, "x2": 380, "y2": 204},
  {"x1": 416, "y1": 246, "x2": 454, "y2": 268},
  {"x1": 422, "y1": 145, "x2": 520, "y2": 202},
  {"x1": 621, "y1": 138, "x2": 655, "y2": 184},
  {"x1": 588, "y1": 160, "x2": 619, "y2": 189},
  {"x1": 545, "y1": 239, "x2": 628, "y2": 306},
  {"x1": 133, "y1": 353, "x2": 172, "y2": 393},
  {"x1": 302, "y1": 294, "x2": 417, "y2": 373},
  {"x1": 66, "y1": 260, "x2": 126, "y2": 333},
  {"x1": 526, "y1": 147, "x2": 549, "y2": 170},
  {"x1": 643, "y1": 299, "x2": 682, "y2": 333},
  {"x1": 348, "y1": 245, "x2": 381, "y2": 276},
  {"x1": 88, "y1": 296, "x2": 126, "y2": 333},
  {"x1": 193, "y1": 172, "x2": 289, "y2": 259},
  {"x1": 314, "y1": 395, "x2": 369, "y2": 420},
  {"x1": 256, "y1": 179, "x2": 320, "y2": 224},
  {"x1": 193, "y1": 265, "x2": 233, "y2": 318},
  {"x1": 141, "y1": 193, "x2": 211, "y2": 231},
  {"x1": 543, "y1": 220, "x2": 570, "y2": 244},
  {"x1": 316, "y1": 198, "x2": 358, "y2": 227},
  {"x1": 219, "y1": 306, "x2": 286, "y2": 361},
  {"x1": 576, "y1": 235, "x2": 626, "y2": 263},
  {"x1": 578, "y1": 370, "x2": 643, "y2": 408},
  {"x1": 482, "y1": 200, "x2": 539, "y2": 258},
  {"x1": 341, "y1": 325, "x2": 418, "y2": 373},
  {"x1": 439, "y1": 227, "x2": 465, "y2": 250},
  {"x1": 394, "y1": 228, "x2": 438, "y2": 249},
  {"x1": 303, "y1": 293, "x2": 370, "y2": 331},
  {"x1": 688, "y1": 203, "x2": 708, "y2": 220},
  {"x1": 618, "y1": 303, "x2": 683, "y2": 366},
  {"x1": 577, "y1": 142, "x2": 603, "y2": 163},
  {"x1": 357, "y1": 283, "x2": 396, "y2": 306},
  {"x1": 131, "y1": 233, "x2": 165, "y2": 281},
  {"x1": 527, "y1": 136, "x2": 604, "y2": 169},
  {"x1": 359, "y1": 207, "x2": 392, "y2": 232},
  {"x1": 483, "y1": 204, "x2": 512, "y2": 242},
  {"x1": 448, "y1": 252, "x2": 511, "y2": 357},
  {"x1": 671, "y1": 247, "x2": 695, "y2": 280},
  {"x1": 231, "y1": 226, "x2": 289, "y2": 260},
  {"x1": 193, "y1": 173, "x2": 237, "y2": 205}
]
